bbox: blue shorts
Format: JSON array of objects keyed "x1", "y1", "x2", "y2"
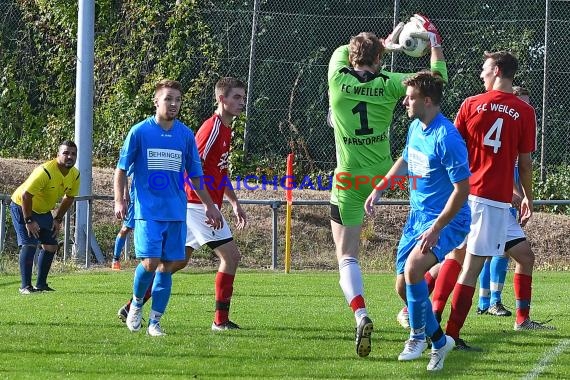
[
  {"x1": 133, "y1": 220, "x2": 186, "y2": 261},
  {"x1": 10, "y1": 202, "x2": 58, "y2": 246},
  {"x1": 123, "y1": 202, "x2": 135, "y2": 229},
  {"x1": 396, "y1": 210, "x2": 470, "y2": 275}
]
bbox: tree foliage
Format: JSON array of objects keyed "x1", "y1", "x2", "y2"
[
  {"x1": 0, "y1": 0, "x2": 226, "y2": 165},
  {"x1": 0, "y1": 0, "x2": 567, "y2": 179}
]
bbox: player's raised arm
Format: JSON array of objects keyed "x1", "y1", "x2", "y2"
[
  {"x1": 409, "y1": 14, "x2": 447, "y2": 82},
  {"x1": 327, "y1": 44, "x2": 350, "y2": 81}
]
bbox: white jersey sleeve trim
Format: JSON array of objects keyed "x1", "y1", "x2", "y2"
[{"x1": 201, "y1": 117, "x2": 221, "y2": 161}]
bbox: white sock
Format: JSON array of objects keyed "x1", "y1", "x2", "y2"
[
  {"x1": 339, "y1": 257, "x2": 364, "y2": 304},
  {"x1": 355, "y1": 308, "x2": 368, "y2": 323}
]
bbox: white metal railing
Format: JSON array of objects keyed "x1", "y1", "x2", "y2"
[{"x1": 1, "y1": 193, "x2": 569, "y2": 269}]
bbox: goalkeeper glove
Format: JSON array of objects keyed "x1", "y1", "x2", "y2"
[
  {"x1": 382, "y1": 22, "x2": 406, "y2": 52},
  {"x1": 409, "y1": 13, "x2": 442, "y2": 48}
]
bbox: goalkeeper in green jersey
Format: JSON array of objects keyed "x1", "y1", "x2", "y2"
[{"x1": 327, "y1": 14, "x2": 447, "y2": 358}]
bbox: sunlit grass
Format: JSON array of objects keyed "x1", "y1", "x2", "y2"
[{"x1": 0, "y1": 270, "x2": 568, "y2": 379}]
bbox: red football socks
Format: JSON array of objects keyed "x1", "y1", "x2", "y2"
[
  {"x1": 432, "y1": 258, "x2": 462, "y2": 314},
  {"x1": 514, "y1": 273, "x2": 532, "y2": 324},
  {"x1": 214, "y1": 272, "x2": 235, "y2": 325},
  {"x1": 445, "y1": 283, "x2": 475, "y2": 340}
]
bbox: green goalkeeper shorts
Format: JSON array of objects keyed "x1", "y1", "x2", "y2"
[{"x1": 330, "y1": 162, "x2": 392, "y2": 226}]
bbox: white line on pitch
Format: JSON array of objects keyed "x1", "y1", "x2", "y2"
[{"x1": 522, "y1": 339, "x2": 570, "y2": 380}]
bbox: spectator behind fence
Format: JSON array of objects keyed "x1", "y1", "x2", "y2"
[{"x1": 10, "y1": 141, "x2": 80, "y2": 294}]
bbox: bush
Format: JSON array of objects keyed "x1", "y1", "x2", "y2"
[{"x1": 534, "y1": 165, "x2": 570, "y2": 215}]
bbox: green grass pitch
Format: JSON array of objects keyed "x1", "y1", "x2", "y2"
[{"x1": 1, "y1": 270, "x2": 568, "y2": 379}]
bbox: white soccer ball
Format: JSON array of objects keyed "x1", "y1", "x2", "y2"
[{"x1": 398, "y1": 20, "x2": 430, "y2": 58}]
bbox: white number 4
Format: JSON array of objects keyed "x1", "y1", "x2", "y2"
[{"x1": 483, "y1": 118, "x2": 503, "y2": 153}]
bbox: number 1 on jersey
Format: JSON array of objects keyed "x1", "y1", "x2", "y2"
[
  {"x1": 483, "y1": 118, "x2": 503, "y2": 153},
  {"x1": 352, "y1": 101, "x2": 373, "y2": 136}
]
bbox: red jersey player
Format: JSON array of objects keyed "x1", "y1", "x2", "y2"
[
  {"x1": 183, "y1": 77, "x2": 247, "y2": 330},
  {"x1": 444, "y1": 51, "x2": 555, "y2": 350},
  {"x1": 186, "y1": 108, "x2": 232, "y2": 208}
]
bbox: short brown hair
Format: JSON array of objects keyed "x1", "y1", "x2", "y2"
[
  {"x1": 215, "y1": 77, "x2": 246, "y2": 99},
  {"x1": 155, "y1": 79, "x2": 182, "y2": 94},
  {"x1": 512, "y1": 86, "x2": 530, "y2": 96},
  {"x1": 403, "y1": 71, "x2": 445, "y2": 105},
  {"x1": 484, "y1": 51, "x2": 518, "y2": 80},
  {"x1": 348, "y1": 32, "x2": 384, "y2": 67}
]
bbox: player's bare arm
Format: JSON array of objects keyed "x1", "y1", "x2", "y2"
[
  {"x1": 113, "y1": 168, "x2": 128, "y2": 220},
  {"x1": 21, "y1": 191, "x2": 40, "y2": 239},
  {"x1": 511, "y1": 183, "x2": 523, "y2": 210},
  {"x1": 364, "y1": 157, "x2": 408, "y2": 216},
  {"x1": 123, "y1": 181, "x2": 130, "y2": 204},
  {"x1": 224, "y1": 186, "x2": 246, "y2": 230},
  {"x1": 517, "y1": 152, "x2": 533, "y2": 226},
  {"x1": 52, "y1": 195, "x2": 74, "y2": 237}
]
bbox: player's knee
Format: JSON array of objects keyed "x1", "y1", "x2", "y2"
[
  {"x1": 404, "y1": 267, "x2": 422, "y2": 285},
  {"x1": 403, "y1": 253, "x2": 426, "y2": 282},
  {"x1": 517, "y1": 249, "x2": 535, "y2": 269},
  {"x1": 43, "y1": 244, "x2": 58, "y2": 253},
  {"x1": 220, "y1": 250, "x2": 241, "y2": 269},
  {"x1": 217, "y1": 242, "x2": 241, "y2": 264},
  {"x1": 510, "y1": 241, "x2": 534, "y2": 269},
  {"x1": 171, "y1": 260, "x2": 188, "y2": 273},
  {"x1": 429, "y1": 262, "x2": 441, "y2": 278},
  {"x1": 231, "y1": 250, "x2": 241, "y2": 264},
  {"x1": 184, "y1": 246, "x2": 194, "y2": 261},
  {"x1": 395, "y1": 281, "x2": 404, "y2": 297},
  {"x1": 448, "y1": 248, "x2": 466, "y2": 264},
  {"x1": 141, "y1": 259, "x2": 159, "y2": 272}
]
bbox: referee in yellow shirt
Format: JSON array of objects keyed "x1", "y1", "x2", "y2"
[{"x1": 10, "y1": 141, "x2": 80, "y2": 294}]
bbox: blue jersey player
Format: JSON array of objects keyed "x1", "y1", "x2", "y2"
[
  {"x1": 365, "y1": 72, "x2": 471, "y2": 371},
  {"x1": 114, "y1": 79, "x2": 223, "y2": 336}
]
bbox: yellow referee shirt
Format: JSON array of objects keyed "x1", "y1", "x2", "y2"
[{"x1": 11, "y1": 159, "x2": 80, "y2": 214}]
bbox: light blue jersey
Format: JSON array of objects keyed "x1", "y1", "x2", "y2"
[
  {"x1": 117, "y1": 116, "x2": 202, "y2": 221},
  {"x1": 403, "y1": 113, "x2": 471, "y2": 222},
  {"x1": 396, "y1": 113, "x2": 471, "y2": 274}
]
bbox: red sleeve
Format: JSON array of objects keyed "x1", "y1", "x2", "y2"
[
  {"x1": 195, "y1": 119, "x2": 214, "y2": 159},
  {"x1": 519, "y1": 106, "x2": 537, "y2": 153},
  {"x1": 454, "y1": 99, "x2": 468, "y2": 140}
]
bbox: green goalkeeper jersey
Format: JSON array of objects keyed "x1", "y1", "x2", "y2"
[{"x1": 328, "y1": 45, "x2": 447, "y2": 171}]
